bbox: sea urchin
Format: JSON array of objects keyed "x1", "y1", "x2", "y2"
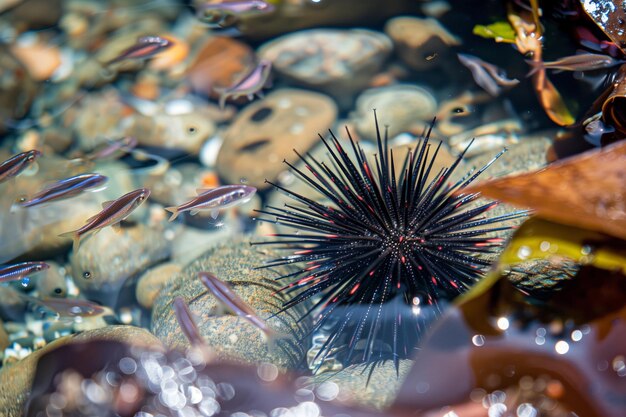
[{"x1": 253, "y1": 112, "x2": 525, "y2": 371}]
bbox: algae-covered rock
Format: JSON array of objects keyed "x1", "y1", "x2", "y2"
[{"x1": 152, "y1": 241, "x2": 312, "y2": 369}]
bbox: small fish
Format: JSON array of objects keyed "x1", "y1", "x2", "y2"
[
  {"x1": 59, "y1": 188, "x2": 150, "y2": 252},
  {"x1": 107, "y1": 35, "x2": 172, "y2": 65},
  {"x1": 0, "y1": 150, "x2": 41, "y2": 184},
  {"x1": 197, "y1": 0, "x2": 274, "y2": 28},
  {"x1": 165, "y1": 184, "x2": 256, "y2": 221},
  {"x1": 19, "y1": 173, "x2": 108, "y2": 208},
  {"x1": 214, "y1": 60, "x2": 272, "y2": 109},
  {"x1": 21, "y1": 294, "x2": 113, "y2": 317},
  {"x1": 84, "y1": 137, "x2": 138, "y2": 161},
  {"x1": 526, "y1": 53, "x2": 623, "y2": 76},
  {"x1": 198, "y1": 271, "x2": 274, "y2": 337},
  {"x1": 173, "y1": 297, "x2": 207, "y2": 347},
  {"x1": 457, "y1": 53, "x2": 519, "y2": 97},
  {"x1": 0, "y1": 262, "x2": 49, "y2": 283}
]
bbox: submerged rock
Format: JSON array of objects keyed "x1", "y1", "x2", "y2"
[
  {"x1": 152, "y1": 241, "x2": 312, "y2": 369},
  {"x1": 351, "y1": 85, "x2": 437, "y2": 141},
  {"x1": 186, "y1": 36, "x2": 255, "y2": 99},
  {"x1": 70, "y1": 225, "x2": 171, "y2": 304},
  {"x1": 0, "y1": 45, "x2": 39, "y2": 133},
  {"x1": 385, "y1": 16, "x2": 461, "y2": 71},
  {"x1": 0, "y1": 326, "x2": 161, "y2": 417},
  {"x1": 311, "y1": 360, "x2": 413, "y2": 410},
  {"x1": 34, "y1": 261, "x2": 68, "y2": 298},
  {"x1": 216, "y1": 88, "x2": 337, "y2": 189},
  {"x1": 258, "y1": 29, "x2": 392, "y2": 106},
  {"x1": 136, "y1": 262, "x2": 181, "y2": 309}
]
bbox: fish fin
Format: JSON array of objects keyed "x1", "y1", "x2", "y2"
[
  {"x1": 101, "y1": 200, "x2": 115, "y2": 210},
  {"x1": 525, "y1": 60, "x2": 543, "y2": 77},
  {"x1": 111, "y1": 223, "x2": 123, "y2": 233},
  {"x1": 210, "y1": 209, "x2": 219, "y2": 219},
  {"x1": 190, "y1": 209, "x2": 201, "y2": 216},
  {"x1": 84, "y1": 213, "x2": 101, "y2": 223},
  {"x1": 164, "y1": 206, "x2": 179, "y2": 221},
  {"x1": 196, "y1": 188, "x2": 214, "y2": 194},
  {"x1": 58, "y1": 230, "x2": 82, "y2": 253}
]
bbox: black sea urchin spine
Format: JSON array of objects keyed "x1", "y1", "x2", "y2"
[{"x1": 252, "y1": 112, "x2": 526, "y2": 371}]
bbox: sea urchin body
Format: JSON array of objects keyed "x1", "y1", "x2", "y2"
[{"x1": 253, "y1": 112, "x2": 526, "y2": 371}]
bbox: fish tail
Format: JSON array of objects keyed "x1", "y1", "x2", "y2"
[
  {"x1": 525, "y1": 60, "x2": 544, "y2": 77},
  {"x1": 58, "y1": 231, "x2": 81, "y2": 252},
  {"x1": 164, "y1": 206, "x2": 179, "y2": 221}
]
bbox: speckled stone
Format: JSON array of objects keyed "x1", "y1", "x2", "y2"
[
  {"x1": 70, "y1": 225, "x2": 171, "y2": 303},
  {"x1": 385, "y1": 16, "x2": 461, "y2": 71},
  {"x1": 216, "y1": 88, "x2": 337, "y2": 189},
  {"x1": 258, "y1": 29, "x2": 392, "y2": 106},
  {"x1": 468, "y1": 133, "x2": 552, "y2": 178},
  {"x1": 151, "y1": 241, "x2": 312, "y2": 369},
  {"x1": 0, "y1": 326, "x2": 162, "y2": 417},
  {"x1": 35, "y1": 261, "x2": 68, "y2": 298},
  {"x1": 0, "y1": 320, "x2": 9, "y2": 352},
  {"x1": 350, "y1": 85, "x2": 437, "y2": 141},
  {"x1": 136, "y1": 262, "x2": 181, "y2": 309},
  {"x1": 311, "y1": 360, "x2": 413, "y2": 410}
]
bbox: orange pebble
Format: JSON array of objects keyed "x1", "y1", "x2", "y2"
[
  {"x1": 10, "y1": 42, "x2": 62, "y2": 81},
  {"x1": 200, "y1": 172, "x2": 220, "y2": 188},
  {"x1": 149, "y1": 35, "x2": 189, "y2": 71},
  {"x1": 132, "y1": 78, "x2": 160, "y2": 100}
]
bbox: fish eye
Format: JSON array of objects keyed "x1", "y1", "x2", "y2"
[
  {"x1": 83, "y1": 271, "x2": 92, "y2": 279},
  {"x1": 524, "y1": 51, "x2": 534, "y2": 59},
  {"x1": 452, "y1": 107, "x2": 465, "y2": 114},
  {"x1": 16, "y1": 196, "x2": 26, "y2": 203},
  {"x1": 188, "y1": 126, "x2": 197, "y2": 134},
  {"x1": 54, "y1": 287, "x2": 63, "y2": 295}
]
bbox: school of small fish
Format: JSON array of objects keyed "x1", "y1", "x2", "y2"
[{"x1": 0, "y1": 145, "x2": 257, "y2": 318}]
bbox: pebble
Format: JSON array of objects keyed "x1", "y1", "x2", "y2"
[
  {"x1": 69, "y1": 224, "x2": 171, "y2": 304},
  {"x1": 310, "y1": 360, "x2": 413, "y2": 410},
  {"x1": 237, "y1": 0, "x2": 419, "y2": 39},
  {"x1": 148, "y1": 34, "x2": 190, "y2": 71},
  {"x1": 10, "y1": 41, "x2": 62, "y2": 81},
  {"x1": 0, "y1": 45, "x2": 39, "y2": 133},
  {"x1": 469, "y1": 133, "x2": 552, "y2": 178},
  {"x1": 0, "y1": 191, "x2": 102, "y2": 261},
  {"x1": 350, "y1": 85, "x2": 437, "y2": 141},
  {"x1": 151, "y1": 241, "x2": 312, "y2": 369},
  {"x1": 385, "y1": 16, "x2": 461, "y2": 71},
  {"x1": 125, "y1": 108, "x2": 217, "y2": 156},
  {"x1": 0, "y1": 287, "x2": 28, "y2": 322},
  {"x1": 136, "y1": 262, "x2": 182, "y2": 309},
  {"x1": 216, "y1": 88, "x2": 337, "y2": 189},
  {"x1": 258, "y1": 29, "x2": 393, "y2": 106},
  {"x1": 0, "y1": 326, "x2": 162, "y2": 417},
  {"x1": 34, "y1": 261, "x2": 68, "y2": 298},
  {"x1": 186, "y1": 36, "x2": 255, "y2": 99},
  {"x1": 0, "y1": 321, "x2": 9, "y2": 352}
]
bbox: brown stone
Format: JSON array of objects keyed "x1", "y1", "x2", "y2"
[
  {"x1": 136, "y1": 262, "x2": 181, "y2": 309},
  {"x1": 385, "y1": 16, "x2": 461, "y2": 71},
  {"x1": 216, "y1": 88, "x2": 337, "y2": 189},
  {"x1": 186, "y1": 36, "x2": 254, "y2": 99}
]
